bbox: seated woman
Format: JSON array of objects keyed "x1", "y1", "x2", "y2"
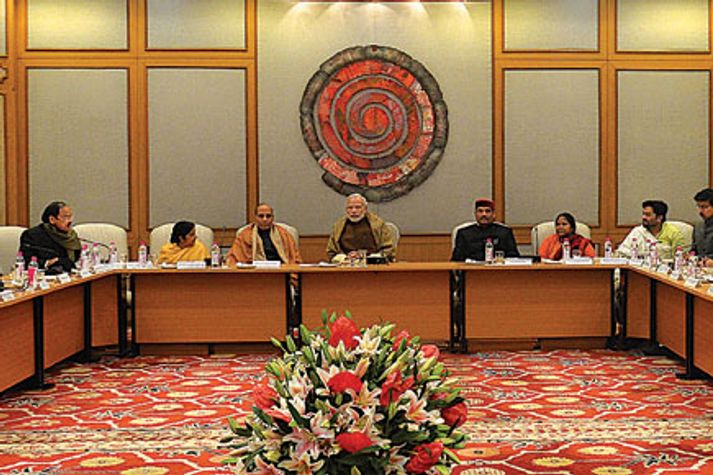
[
  {"x1": 157, "y1": 221, "x2": 209, "y2": 264},
  {"x1": 538, "y1": 212, "x2": 596, "y2": 260}
]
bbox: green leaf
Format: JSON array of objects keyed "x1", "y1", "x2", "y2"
[
  {"x1": 286, "y1": 401, "x2": 309, "y2": 428},
  {"x1": 285, "y1": 335, "x2": 297, "y2": 353},
  {"x1": 252, "y1": 406, "x2": 274, "y2": 426},
  {"x1": 351, "y1": 467, "x2": 362, "y2": 475},
  {"x1": 443, "y1": 447, "x2": 462, "y2": 464},
  {"x1": 435, "y1": 465, "x2": 450, "y2": 475},
  {"x1": 321, "y1": 309, "x2": 329, "y2": 325},
  {"x1": 300, "y1": 324, "x2": 313, "y2": 345}
]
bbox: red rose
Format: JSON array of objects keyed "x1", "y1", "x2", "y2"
[
  {"x1": 441, "y1": 401, "x2": 467, "y2": 428},
  {"x1": 405, "y1": 441, "x2": 444, "y2": 474},
  {"x1": 328, "y1": 316, "x2": 361, "y2": 350},
  {"x1": 253, "y1": 379, "x2": 278, "y2": 410},
  {"x1": 328, "y1": 371, "x2": 363, "y2": 394},
  {"x1": 420, "y1": 344, "x2": 440, "y2": 360},
  {"x1": 336, "y1": 431, "x2": 374, "y2": 453},
  {"x1": 380, "y1": 370, "x2": 414, "y2": 406},
  {"x1": 392, "y1": 330, "x2": 411, "y2": 350}
]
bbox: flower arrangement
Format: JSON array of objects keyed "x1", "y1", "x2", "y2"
[{"x1": 223, "y1": 311, "x2": 467, "y2": 474}]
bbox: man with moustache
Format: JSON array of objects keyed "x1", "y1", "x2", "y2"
[
  {"x1": 617, "y1": 200, "x2": 684, "y2": 260},
  {"x1": 692, "y1": 188, "x2": 713, "y2": 266},
  {"x1": 326, "y1": 193, "x2": 396, "y2": 263},
  {"x1": 451, "y1": 198, "x2": 519, "y2": 261},
  {"x1": 20, "y1": 201, "x2": 81, "y2": 274}
]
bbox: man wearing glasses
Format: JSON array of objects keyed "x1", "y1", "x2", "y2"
[
  {"x1": 20, "y1": 201, "x2": 81, "y2": 274},
  {"x1": 225, "y1": 203, "x2": 302, "y2": 265}
]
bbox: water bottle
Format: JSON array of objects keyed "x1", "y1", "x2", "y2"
[
  {"x1": 138, "y1": 241, "x2": 148, "y2": 267},
  {"x1": 80, "y1": 244, "x2": 91, "y2": 272},
  {"x1": 108, "y1": 241, "x2": 118, "y2": 264},
  {"x1": 562, "y1": 238, "x2": 571, "y2": 260},
  {"x1": 648, "y1": 241, "x2": 658, "y2": 268},
  {"x1": 484, "y1": 238, "x2": 494, "y2": 263},
  {"x1": 674, "y1": 246, "x2": 684, "y2": 272},
  {"x1": 12, "y1": 252, "x2": 25, "y2": 287},
  {"x1": 91, "y1": 242, "x2": 101, "y2": 268},
  {"x1": 631, "y1": 237, "x2": 639, "y2": 260},
  {"x1": 604, "y1": 237, "x2": 613, "y2": 258},
  {"x1": 27, "y1": 256, "x2": 38, "y2": 289},
  {"x1": 210, "y1": 242, "x2": 221, "y2": 268}
]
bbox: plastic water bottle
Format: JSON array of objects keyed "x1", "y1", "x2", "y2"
[
  {"x1": 674, "y1": 246, "x2": 684, "y2": 272},
  {"x1": 604, "y1": 237, "x2": 613, "y2": 258},
  {"x1": 108, "y1": 241, "x2": 118, "y2": 264},
  {"x1": 631, "y1": 237, "x2": 639, "y2": 260},
  {"x1": 562, "y1": 238, "x2": 571, "y2": 260},
  {"x1": 91, "y1": 242, "x2": 101, "y2": 267},
  {"x1": 210, "y1": 243, "x2": 221, "y2": 268},
  {"x1": 648, "y1": 241, "x2": 659, "y2": 268},
  {"x1": 12, "y1": 252, "x2": 25, "y2": 287},
  {"x1": 80, "y1": 244, "x2": 91, "y2": 272},
  {"x1": 484, "y1": 238, "x2": 494, "y2": 263},
  {"x1": 27, "y1": 256, "x2": 38, "y2": 289},
  {"x1": 138, "y1": 242, "x2": 148, "y2": 267}
]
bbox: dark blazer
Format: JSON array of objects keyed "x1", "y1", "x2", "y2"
[
  {"x1": 20, "y1": 225, "x2": 79, "y2": 274},
  {"x1": 451, "y1": 222, "x2": 520, "y2": 262}
]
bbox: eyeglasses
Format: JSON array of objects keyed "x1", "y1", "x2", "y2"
[{"x1": 257, "y1": 213, "x2": 273, "y2": 218}]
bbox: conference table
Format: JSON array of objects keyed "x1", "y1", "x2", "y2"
[{"x1": 1, "y1": 261, "x2": 711, "y2": 394}]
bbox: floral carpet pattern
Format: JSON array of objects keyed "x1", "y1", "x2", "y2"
[{"x1": 0, "y1": 350, "x2": 711, "y2": 474}]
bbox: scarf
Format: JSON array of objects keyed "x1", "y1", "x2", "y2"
[
  {"x1": 251, "y1": 225, "x2": 288, "y2": 262},
  {"x1": 42, "y1": 223, "x2": 81, "y2": 259}
]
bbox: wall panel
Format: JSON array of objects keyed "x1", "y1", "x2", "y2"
[
  {"x1": 258, "y1": 1, "x2": 491, "y2": 235},
  {"x1": 0, "y1": 95, "x2": 4, "y2": 224},
  {"x1": 28, "y1": 69, "x2": 129, "y2": 227},
  {"x1": 617, "y1": 70, "x2": 709, "y2": 225},
  {"x1": 617, "y1": 0, "x2": 709, "y2": 52},
  {"x1": 148, "y1": 68, "x2": 246, "y2": 228},
  {"x1": 504, "y1": 0, "x2": 598, "y2": 51},
  {"x1": 147, "y1": 0, "x2": 246, "y2": 50},
  {"x1": 504, "y1": 69, "x2": 599, "y2": 226},
  {"x1": 27, "y1": 0, "x2": 127, "y2": 50}
]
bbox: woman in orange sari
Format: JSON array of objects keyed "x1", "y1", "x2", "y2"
[
  {"x1": 157, "y1": 221, "x2": 209, "y2": 264},
  {"x1": 538, "y1": 212, "x2": 595, "y2": 260}
]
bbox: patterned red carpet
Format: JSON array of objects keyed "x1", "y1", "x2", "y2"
[{"x1": 0, "y1": 350, "x2": 711, "y2": 474}]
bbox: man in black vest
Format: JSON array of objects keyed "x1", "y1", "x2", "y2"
[{"x1": 451, "y1": 198, "x2": 519, "y2": 262}]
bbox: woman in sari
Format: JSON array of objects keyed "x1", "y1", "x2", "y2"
[
  {"x1": 157, "y1": 221, "x2": 209, "y2": 264},
  {"x1": 538, "y1": 212, "x2": 596, "y2": 260}
]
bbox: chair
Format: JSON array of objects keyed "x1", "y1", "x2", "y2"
[
  {"x1": 0, "y1": 226, "x2": 27, "y2": 274},
  {"x1": 385, "y1": 221, "x2": 400, "y2": 248},
  {"x1": 667, "y1": 220, "x2": 694, "y2": 251},
  {"x1": 451, "y1": 221, "x2": 477, "y2": 249},
  {"x1": 149, "y1": 222, "x2": 214, "y2": 253},
  {"x1": 531, "y1": 221, "x2": 592, "y2": 256},
  {"x1": 235, "y1": 223, "x2": 300, "y2": 248},
  {"x1": 74, "y1": 223, "x2": 128, "y2": 262}
]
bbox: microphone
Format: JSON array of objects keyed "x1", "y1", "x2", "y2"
[{"x1": 79, "y1": 237, "x2": 111, "y2": 251}]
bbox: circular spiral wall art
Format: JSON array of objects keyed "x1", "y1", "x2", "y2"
[{"x1": 300, "y1": 45, "x2": 448, "y2": 202}]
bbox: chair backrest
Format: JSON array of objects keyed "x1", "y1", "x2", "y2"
[
  {"x1": 235, "y1": 223, "x2": 300, "y2": 248},
  {"x1": 74, "y1": 223, "x2": 128, "y2": 261},
  {"x1": 149, "y1": 222, "x2": 214, "y2": 253},
  {"x1": 385, "y1": 221, "x2": 400, "y2": 248},
  {"x1": 667, "y1": 220, "x2": 694, "y2": 251},
  {"x1": 451, "y1": 221, "x2": 476, "y2": 249},
  {"x1": 0, "y1": 226, "x2": 26, "y2": 273},
  {"x1": 530, "y1": 221, "x2": 592, "y2": 255}
]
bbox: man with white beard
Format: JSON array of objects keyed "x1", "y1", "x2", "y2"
[{"x1": 326, "y1": 193, "x2": 396, "y2": 263}]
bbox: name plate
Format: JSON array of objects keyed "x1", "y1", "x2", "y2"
[
  {"x1": 39, "y1": 281, "x2": 51, "y2": 290},
  {"x1": 655, "y1": 264, "x2": 670, "y2": 275},
  {"x1": 79, "y1": 270, "x2": 93, "y2": 279},
  {"x1": 684, "y1": 277, "x2": 701, "y2": 289},
  {"x1": 253, "y1": 260, "x2": 282, "y2": 269},
  {"x1": 599, "y1": 257, "x2": 628, "y2": 265},
  {"x1": 177, "y1": 261, "x2": 207, "y2": 270},
  {"x1": 564, "y1": 258, "x2": 594, "y2": 265},
  {"x1": 628, "y1": 258, "x2": 644, "y2": 267},
  {"x1": 503, "y1": 258, "x2": 533, "y2": 266},
  {"x1": 57, "y1": 273, "x2": 72, "y2": 284},
  {"x1": 126, "y1": 262, "x2": 153, "y2": 270},
  {"x1": 1, "y1": 290, "x2": 15, "y2": 302},
  {"x1": 670, "y1": 271, "x2": 681, "y2": 281},
  {"x1": 93, "y1": 264, "x2": 113, "y2": 273}
]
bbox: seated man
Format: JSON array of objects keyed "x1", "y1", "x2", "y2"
[
  {"x1": 226, "y1": 203, "x2": 301, "y2": 265},
  {"x1": 20, "y1": 201, "x2": 81, "y2": 274},
  {"x1": 451, "y1": 198, "x2": 519, "y2": 261},
  {"x1": 617, "y1": 200, "x2": 684, "y2": 260},
  {"x1": 157, "y1": 221, "x2": 209, "y2": 264},
  {"x1": 326, "y1": 193, "x2": 395, "y2": 263},
  {"x1": 693, "y1": 188, "x2": 713, "y2": 266}
]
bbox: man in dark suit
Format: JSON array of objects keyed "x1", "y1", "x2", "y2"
[
  {"x1": 20, "y1": 201, "x2": 81, "y2": 274},
  {"x1": 451, "y1": 198, "x2": 519, "y2": 262}
]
